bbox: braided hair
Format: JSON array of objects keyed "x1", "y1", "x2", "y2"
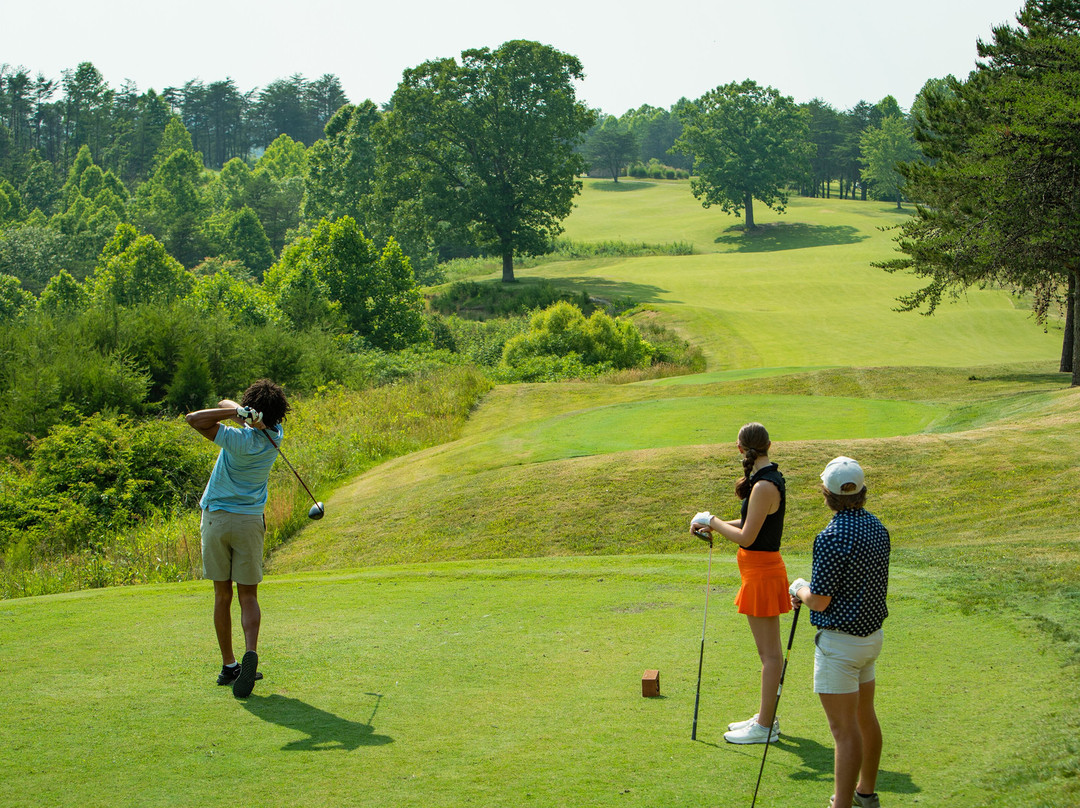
[{"x1": 734, "y1": 422, "x2": 770, "y2": 500}]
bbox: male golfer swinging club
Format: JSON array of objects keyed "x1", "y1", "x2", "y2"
[{"x1": 186, "y1": 379, "x2": 290, "y2": 698}]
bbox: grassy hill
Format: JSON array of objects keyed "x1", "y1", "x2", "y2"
[{"x1": 2, "y1": 180, "x2": 1076, "y2": 808}]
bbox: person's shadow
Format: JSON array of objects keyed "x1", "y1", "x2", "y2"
[
  {"x1": 241, "y1": 692, "x2": 393, "y2": 751},
  {"x1": 775, "y1": 734, "x2": 921, "y2": 797}
]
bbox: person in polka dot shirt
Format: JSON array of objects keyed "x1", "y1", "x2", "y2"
[{"x1": 789, "y1": 456, "x2": 890, "y2": 808}]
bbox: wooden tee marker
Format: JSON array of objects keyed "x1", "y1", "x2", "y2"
[{"x1": 641, "y1": 669, "x2": 660, "y2": 697}]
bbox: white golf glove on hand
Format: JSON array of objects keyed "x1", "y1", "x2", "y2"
[
  {"x1": 235, "y1": 406, "x2": 262, "y2": 425},
  {"x1": 691, "y1": 511, "x2": 713, "y2": 526},
  {"x1": 789, "y1": 577, "x2": 811, "y2": 600}
]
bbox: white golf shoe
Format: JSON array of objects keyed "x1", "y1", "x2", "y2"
[
  {"x1": 727, "y1": 713, "x2": 780, "y2": 733},
  {"x1": 723, "y1": 719, "x2": 779, "y2": 744}
]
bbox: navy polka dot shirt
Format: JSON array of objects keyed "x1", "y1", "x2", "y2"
[{"x1": 810, "y1": 508, "x2": 891, "y2": 636}]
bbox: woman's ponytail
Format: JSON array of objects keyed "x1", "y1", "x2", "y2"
[{"x1": 734, "y1": 422, "x2": 770, "y2": 500}]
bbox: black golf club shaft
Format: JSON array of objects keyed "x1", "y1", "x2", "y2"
[
  {"x1": 259, "y1": 428, "x2": 322, "y2": 513},
  {"x1": 691, "y1": 528, "x2": 713, "y2": 740},
  {"x1": 750, "y1": 604, "x2": 801, "y2": 808}
]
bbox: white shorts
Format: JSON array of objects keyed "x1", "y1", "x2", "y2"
[{"x1": 813, "y1": 628, "x2": 883, "y2": 694}]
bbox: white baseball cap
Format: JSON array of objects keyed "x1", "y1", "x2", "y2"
[{"x1": 820, "y1": 456, "x2": 865, "y2": 495}]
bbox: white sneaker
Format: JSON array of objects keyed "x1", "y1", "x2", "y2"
[
  {"x1": 727, "y1": 713, "x2": 780, "y2": 733},
  {"x1": 724, "y1": 719, "x2": 779, "y2": 744}
]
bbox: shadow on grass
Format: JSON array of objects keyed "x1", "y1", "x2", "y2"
[
  {"x1": 779, "y1": 734, "x2": 920, "y2": 795},
  {"x1": 550, "y1": 276, "x2": 670, "y2": 305},
  {"x1": 713, "y1": 223, "x2": 867, "y2": 252},
  {"x1": 587, "y1": 180, "x2": 655, "y2": 192},
  {"x1": 968, "y1": 370, "x2": 1071, "y2": 386},
  {"x1": 241, "y1": 692, "x2": 393, "y2": 751}
]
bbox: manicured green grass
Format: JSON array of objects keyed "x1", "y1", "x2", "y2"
[
  {"x1": 468, "y1": 183, "x2": 1064, "y2": 371},
  {"x1": 0, "y1": 555, "x2": 1071, "y2": 808},
  {"x1": 565, "y1": 180, "x2": 882, "y2": 255},
  {"x1": 450, "y1": 394, "x2": 945, "y2": 467}
]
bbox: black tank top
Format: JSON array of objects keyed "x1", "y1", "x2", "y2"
[{"x1": 739, "y1": 463, "x2": 786, "y2": 552}]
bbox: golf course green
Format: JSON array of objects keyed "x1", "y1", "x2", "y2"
[{"x1": 1, "y1": 179, "x2": 1076, "y2": 808}]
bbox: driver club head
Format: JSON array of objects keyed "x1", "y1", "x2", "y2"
[{"x1": 308, "y1": 501, "x2": 325, "y2": 520}]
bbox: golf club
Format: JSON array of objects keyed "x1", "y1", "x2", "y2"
[
  {"x1": 691, "y1": 526, "x2": 713, "y2": 741},
  {"x1": 259, "y1": 428, "x2": 325, "y2": 520},
  {"x1": 750, "y1": 603, "x2": 801, "y2": 808}
]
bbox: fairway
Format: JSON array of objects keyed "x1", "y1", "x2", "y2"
[
  {"x1": 475, "y1": 394, "x2": 945, "y2": 465},
  {"x1": 0, "y1": 556, "x2": 1066, "y2": 808}
]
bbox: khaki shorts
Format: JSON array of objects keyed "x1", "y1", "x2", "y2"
[
  {"x1": 813, "y1": 628, "x2": 883, "y2": 694},
  {"x1": 201, "y1": 510, "x2": 265, "y2": 585}
]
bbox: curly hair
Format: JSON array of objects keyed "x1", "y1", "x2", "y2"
[
  {"x1": 822, "y1": 484, "x2": 868, "y2": 512},
  {"x1": 734, "y1": 422, "x2": 770, "y2": 500},
  {"x1": 240, "y1": 379, "x2": 290, "y2": 429}
]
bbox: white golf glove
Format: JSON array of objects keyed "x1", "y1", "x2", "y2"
[
  {"x1": 235, "y1": 406, "x2": 262, "y2": 425},
  {"x1": 691, "y1": 511, "x2": 713, "y2": 526},
  {"x1": 789, "y1": 577, "x2": 811, "y2": 600}
]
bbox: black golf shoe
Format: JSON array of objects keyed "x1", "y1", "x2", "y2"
[
  {"x1": 217, "y1": 663, "x2": 263, "y2": 686},
  {"x1": 232, "y1": 651, "x2": 259, "y2": 698}
]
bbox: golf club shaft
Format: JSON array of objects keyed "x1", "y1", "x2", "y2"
[
  {"x1": 691, "y1": 537, "x2": 713, "y2": 740},
  {"x1": 260, "y1": 428, "x2": 321, "y2": 509},
  {"x1": 750, "y1": 604, "x2": 801, "y2": 808}
]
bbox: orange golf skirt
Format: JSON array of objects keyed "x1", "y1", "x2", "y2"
[{"x1": 734, "y1": 548, "x2": 792, "y2": 617}]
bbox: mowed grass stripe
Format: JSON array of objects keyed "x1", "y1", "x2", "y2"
[{"x1": 478, "y1": 395, "x2": 944, "y2": 466}]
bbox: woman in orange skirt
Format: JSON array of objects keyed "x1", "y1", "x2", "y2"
[{"x1": 690, "y1": 422, "x2": 791, "y2": 744}]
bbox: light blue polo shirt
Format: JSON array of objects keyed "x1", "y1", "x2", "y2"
[{"x1": 199, "y1": 422, "x2": 283, "y2": 514}]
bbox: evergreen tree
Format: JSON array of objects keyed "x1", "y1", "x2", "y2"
[
  {"x1": 860, "y1": 115, "x2": 921, "y2": 208},
  {"x1": 876, "y1": 0, "x2": 1080, "y2": 382},
  {"x1": 224, "y1": 206, "x2": 275, "y2": 276},
  {"x1": 302, "y1": 101, "x2": 380, "y2": 224}
]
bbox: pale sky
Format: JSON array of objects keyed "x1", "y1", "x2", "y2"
[{"x1": 2, "y1": 0, "x2": 1024, "y2": 115}]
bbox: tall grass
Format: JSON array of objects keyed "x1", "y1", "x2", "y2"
[
  {"x1": 0, "y1": 366, "x2": 492, "y2": 598},
  {"x1": 437, "y1": 239, "x2": 695, "y2": 283}
]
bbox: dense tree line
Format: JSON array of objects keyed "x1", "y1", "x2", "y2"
[{"x1": 0, "y1": 62, "x2": 347, "y2": 179}]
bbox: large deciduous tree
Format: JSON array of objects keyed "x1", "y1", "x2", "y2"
[
  {"x1": 383, "y1": 40, "x2": 596, "y2": 282},
  {"x1": 584, "y1": 116, "x2": 638, "y2": 182},
  {"x1": 875, "y1": 0, "x2": 1080, "y2": 384},
  {"x1": 673, "y1": 80, "x2": 812, "y2": 230}
]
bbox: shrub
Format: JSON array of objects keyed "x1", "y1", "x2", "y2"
[
  {"x1": 501, "y1": 301, "x2": 654, "y2": 379},
  {"x1": 492, "y1": 352, "x2": 604, "y2": 383},
  {"x1": 428, "y1": 279, "x2": 594, "y2": 319},
  {"x1": 436, "y1": 314, "x2": 531, "y2": 367},
  {"x1": 13, "y1": 413, "x2": 211, "y2": 551}
]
